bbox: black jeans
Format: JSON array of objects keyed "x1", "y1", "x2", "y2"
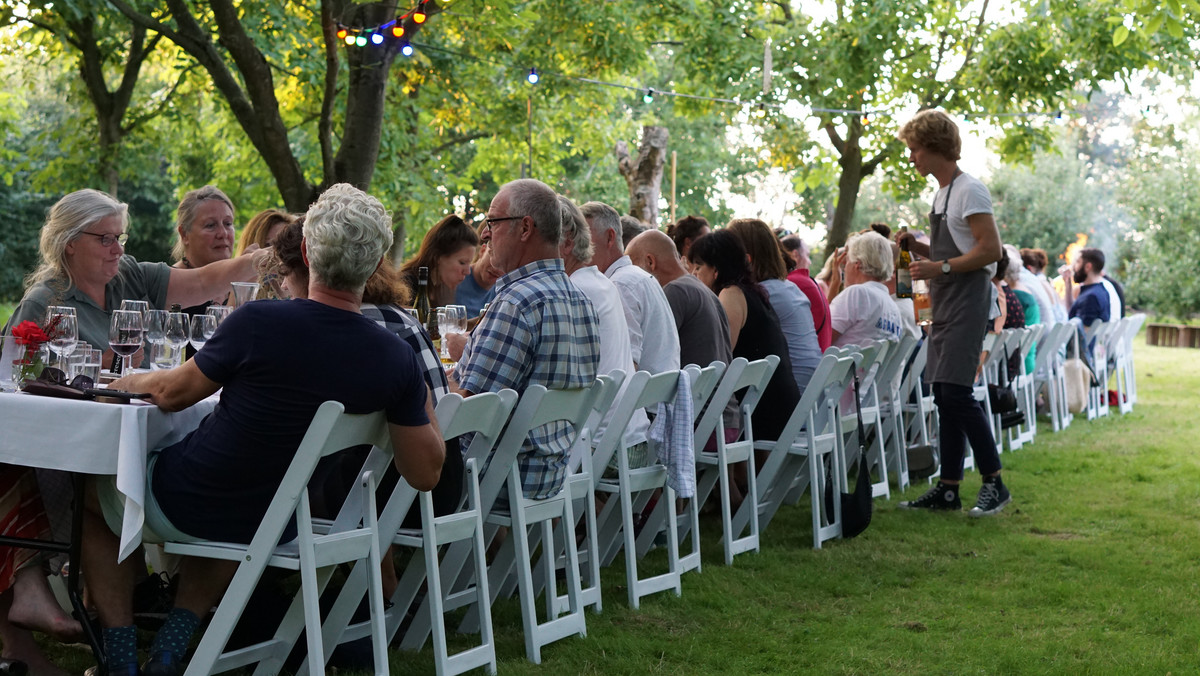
[{"x1": 933, "y1": 382, "x2": 1001, "y2": 481}]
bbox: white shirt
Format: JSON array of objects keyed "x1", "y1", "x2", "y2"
[
  {"x1": 605, "y1": 256, "x2": 681, "y2": 374},
  {"x1": 1100, "y1": 277, "x2": 1122, "y2": 320},
  {"x1": 570, "y1": 265, "x2": 650, "y2": 449},
  {"x1": 934, "y1": 172, "x2": 996, "y2": 278},
  {"x1": 1019, "y1": 267, "x2": 1055, "y2": 325},
  {"x1": 830, "y1": 280, "x2": 904, "y2": 347}
]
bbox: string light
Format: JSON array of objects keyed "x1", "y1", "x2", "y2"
[
  {"x1": 413, "y1": 3, "x2": 428, "y2": 24},
  {"x1": 328, "y1": 24, "x2": 1082, "y2": 125}
]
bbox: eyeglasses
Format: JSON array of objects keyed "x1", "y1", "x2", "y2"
[
  {"x1": 79, "y1": 232, "x2": 129, "y2": 247},
  {"x1": 483, "y1": 216, "x2": 523, "y2": 231},
  {"x1": 37, "y1": 366, "x2": 95, "y2": 391}
]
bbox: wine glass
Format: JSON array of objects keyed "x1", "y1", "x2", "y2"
[
  {"x1": 190, "y1": 314, "x2": 217, "y2": 353},
  {"x1": 120, "y1": 300, "x2": 150, "y2": 317},
  {"x1": 44, "y1": 307, "x2": 78, "y2": 370},
  {"x1": 108, "y1": 310, "x2": 144, "y2": 373},
  {"x1": 206, "y1": 305, "x2": 232, "y2": 327},
  {"x1": 164, "y1": 312, "x2": 190, "y2": 367},
  {"x1": 439, "y1": 306, "x2": 468, "y2": 363}
]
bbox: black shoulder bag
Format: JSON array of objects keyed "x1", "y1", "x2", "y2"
[{"x1": 826, "y1": 371, "x2": 873, "y2": 539}]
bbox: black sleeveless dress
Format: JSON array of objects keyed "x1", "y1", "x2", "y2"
[{"x1": 733, "y1": 282, "x2": 800, "y2": 441}]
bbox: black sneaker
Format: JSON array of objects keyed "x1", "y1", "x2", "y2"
[
  {"x1": 968, "y1": 479, "x2": 1011, "y2": 517},
  {"x1": 899, "y1": 482, "x2": 961, "y2": 511}
]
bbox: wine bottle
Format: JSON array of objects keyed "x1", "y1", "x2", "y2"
[
  {"x1": 414, "y1": 267, "x2": 431, "y2": 325},
  {"x1": 896, "y1": 225, "x2": 913, "y2": 299}
]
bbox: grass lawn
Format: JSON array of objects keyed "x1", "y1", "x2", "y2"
[{"x1": 33, "y1": 339, "x2": 1200, "y2": 674}]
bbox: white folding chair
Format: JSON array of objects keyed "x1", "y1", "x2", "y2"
[
  {"x1": 828, "y1": 341, "x2": 892, "y2": 499},
  {"x1": 1084, "y1": 320, "x2": 1114, "y2": 420},
  {"x1": 322, "y1": 391, "x2": 518, "y2": 676},
  {"x1": 591, "y1": 369, "x2": 692, "y2": 609},
  {"x1": 690, "y1": 356, "x2": 780, "y2": 565},
  {"x1": 167, "y1": 401, "x2": 392, "y2": 676},
  {"x1": 901, "y1": 340, "x2": 940, "y2": 479},
  {"x1": 1033, "y1": 322, "x2": 1074, "y2": 432},
  {"x1": 973, "y1": 332, "x2": 1004, "y2": 461},
  {"x1": 634, "y1": 361, "x2": 725, "y2": 574},
  {"x1": 875, "y1": 334, "x2": 919, "y2": 492},
  {"x1": 733, "y1": 352, "x2": 856, "y2": 548},
  {"x1": 471, "y1": 383, "x2": 604, "y2": 664},
  {"x1": 1114, "y1": 314, "x2": 1146, "y2": 413}
]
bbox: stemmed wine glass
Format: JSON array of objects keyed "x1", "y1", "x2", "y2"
[
  {"x1": 120, "y1": 300, "x2": 150, "y2": 316},
  {"x1": 108, "y1": 310, "x2": 144, "y2": 373},
  {"x1": 144, "y1": 310, "x2": 169, "y2": 370},
  {"x1": 205, "y1": 305, "x2": 232, "y2": 328},
  {"x1": 189, "y1": 314, "x2": 217, "y2": 353},
  {"x1": 164, "y1": 312, "x2": 190, "y2": 367},
  {"x1": 44, "y1": 306, "x2": 78, "y2": 370}
]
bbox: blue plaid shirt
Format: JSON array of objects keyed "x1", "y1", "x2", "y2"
[
  {"x1": 458, "y1": 258, "x2": 600, "y2": 499},
  {"x1": 360, "y1": 303, "x2": 450, "y2": 404}
]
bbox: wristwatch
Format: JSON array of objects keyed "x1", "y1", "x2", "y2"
[{"x1": 941, "y1": 260, "x2": 952, "y2": 275}]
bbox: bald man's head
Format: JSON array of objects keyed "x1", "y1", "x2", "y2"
[{"x1": 626, "y1": 229, "x2": 687, "y2": 286}]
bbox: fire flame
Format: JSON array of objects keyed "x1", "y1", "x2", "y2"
[{"x1": 1061, "y1": 233, "x2": 1088, "y2": 264}]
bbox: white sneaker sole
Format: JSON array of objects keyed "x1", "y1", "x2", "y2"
[{"x1": 968, "y1": 495, "x2": 1011, "y2": 517}]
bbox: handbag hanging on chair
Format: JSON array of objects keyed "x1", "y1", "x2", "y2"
[{"x1": 826, "y1": 370, "x2": 874, "y2": 539}]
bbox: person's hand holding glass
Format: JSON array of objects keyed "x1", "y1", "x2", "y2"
[
  {"x1": 44, "y1": 306, "x2": 78, "y2": 370},
  {"x1": 108, "y1": 310, "x2": 144, "y2": 373}
]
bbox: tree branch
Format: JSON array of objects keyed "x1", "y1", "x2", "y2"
[
  {"x1": 939, "y1": 0, "x2": 992, "y2": 102},
  {"x1": 16, "y1": 16, "x2": 82, "y2": 50},
  {"x1": 429, "y1": 131, "x2": 488, "y2": 155},
  {"x1": 123, "y1": 64, "x2": 195, "y2": 135},
  {"x1": 319, "y1": 0, "x2": 340, "y2": 186},
  {"x1": 825, "y1": 122, "x2": 846, "y2": 156},
  {"x1": 863, "y1": 138, "x2": 901, "y2": 175}
]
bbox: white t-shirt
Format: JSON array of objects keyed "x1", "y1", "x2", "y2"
[
  {"x1": 830, "y1": 281, "x2": 904, "y2": 347},
  {"x1": 892, "y1": 296, "x2": 921, "y2": 339},
  {"x1": 1100, "y1": 278, "x2": 1123, "y2": 320},
  {"x1": 933, "y1": 172, "x2": 996, "y2": 278},
  {"x1": 569, "y1": 265, "x2": 650, "y2": 451},
  {"x1": 605, "y1": 256, "x2": 681, "y2": 374}
]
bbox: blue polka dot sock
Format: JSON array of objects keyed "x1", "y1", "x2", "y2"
[
  {"x1": 149, "y1": 607, "x2": 201, "y2": 659},
  {"x1": 103, "y1": 625, "x2": 139, "y2": 670}
]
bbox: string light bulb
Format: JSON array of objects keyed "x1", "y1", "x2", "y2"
[
  {"x1": 643, "y1": 88, "x2": 654, "y2": 104},
  {"x1": 413, "y1": 4, "x2": 427, "y2": 23},
  {"x1": 344, "y1": 33, "x2": 356, "y2": 46},
  {"x1": 355, "y1": 34, "x2": 367, "y2": 47},
  {"x1": 392, "y1": 25, "x2": 405, "y2": 38},
  {"x1": 336, "y1": 27, "x2": 348, "y2": 40},
  {"x1": 527, "y1": 68, "x2": 539, "y2": 84},
  {"x1": 401, "y1": 42, "x2": 414, "y2": 56},
  {"x1": 370, "y1": 32, "x2": 383, "y2": 45}
]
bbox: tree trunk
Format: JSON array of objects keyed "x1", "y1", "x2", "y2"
[
  {"x1": 615, "y1": 126, "x2": 669, "y2": 225},
  {"x1": 332, "y1": 2, "x2": 399, "y2": 193},
  {"x1": 824, "y1": 117, "x2": 864, "y2": 257}
]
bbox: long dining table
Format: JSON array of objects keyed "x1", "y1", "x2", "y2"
[{"x1": 0, "y1": 389, "x2": 217, "y2": 671}]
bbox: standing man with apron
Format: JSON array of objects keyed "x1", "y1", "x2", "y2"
[{"x1": 895, "y1": 110, "x2": 1009, "y2": 517}]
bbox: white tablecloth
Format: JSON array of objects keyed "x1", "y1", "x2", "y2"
[{"x1": 0, "y1": 391, "x2": 217, "y2": 560}]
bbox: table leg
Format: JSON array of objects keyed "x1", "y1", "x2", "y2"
[{"x1": 69, "y1": 473, "x2": 107, "y2": 673}]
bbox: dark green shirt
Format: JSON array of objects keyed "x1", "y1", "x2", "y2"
[{"x1": 5, "y1": 256, "x2": 171, "y2": 350}]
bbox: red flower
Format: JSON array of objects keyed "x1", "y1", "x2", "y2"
[{"x1": 12, "y1": 320, "x2": 49, "y2": 347}]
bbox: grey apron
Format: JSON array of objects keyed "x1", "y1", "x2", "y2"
[{"x1": 926, "y1": 172, "x2": 990, "y2": 386}]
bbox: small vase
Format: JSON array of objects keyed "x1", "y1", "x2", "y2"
[{"x1": 12, "y1": 358, "x2": 43, "y2": 389}]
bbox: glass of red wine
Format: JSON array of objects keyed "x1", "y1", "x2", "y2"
[{"x1": 108, "y1": 309, "x2": 144, "y2": 373}]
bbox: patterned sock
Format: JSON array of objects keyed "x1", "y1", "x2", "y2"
[
  {"x1": 104, "y1": 625, "x2": 139, "y2": 668},
  {"x1": 149, "y1": 608, "x2": 201, "y2": 658}
]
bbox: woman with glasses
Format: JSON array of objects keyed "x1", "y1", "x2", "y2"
[{"x1": 4, "y1": 189, "x2": 265, "y2": 356}]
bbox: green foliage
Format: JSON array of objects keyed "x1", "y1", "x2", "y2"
[{"x1": 1122, "y1": 141, "x2": 1200, "y2": 318}]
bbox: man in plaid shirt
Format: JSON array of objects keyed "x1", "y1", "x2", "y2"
[{"x1": 452, "y1": 179, "x2": 601, "y2": 499}]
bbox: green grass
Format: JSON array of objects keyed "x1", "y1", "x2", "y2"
[
  {"x1": 0, "y1": 302, "x2": 14, "y2": 328},
  {"x1": 33, "y1": 341, "x2": 1200, "y2": 674}
]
